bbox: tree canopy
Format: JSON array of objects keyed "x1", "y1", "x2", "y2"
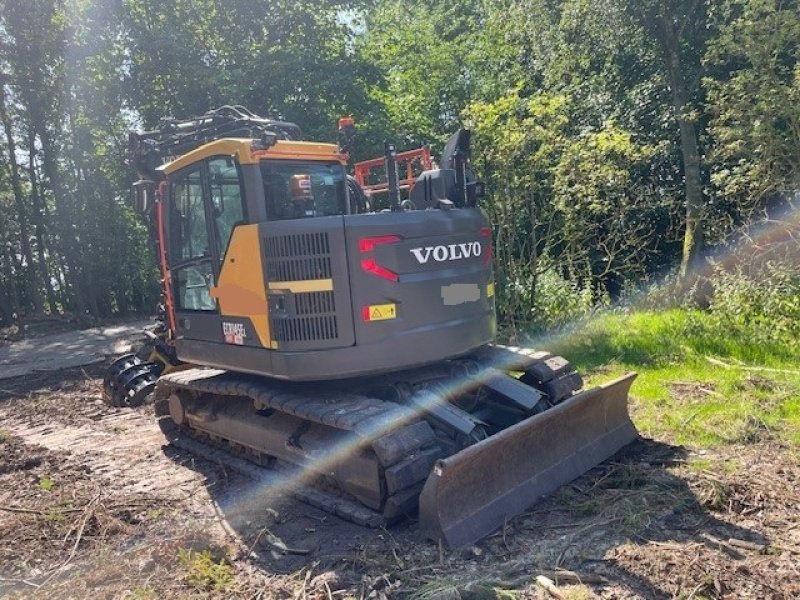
[{"x1": 0, "y1": 0, "x2": 797, "y2": 329}]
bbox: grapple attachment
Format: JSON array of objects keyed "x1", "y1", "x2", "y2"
[{"x1": 418, "y1": 373, "x2": 637, "y2": 548}]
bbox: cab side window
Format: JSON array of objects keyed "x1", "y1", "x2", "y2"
[
  {"x1": 173, "y1": 168, "x2": 209, "y2": 260},
  {"x1": 208, "y1": 157, "x2": 245, "y2": 256},
  {"x1": 171, "y1": 167, "x2": 215, "y2": 311}
]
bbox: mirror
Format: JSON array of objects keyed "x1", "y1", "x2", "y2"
[{"x1": 132, "y1": 180, "x2": 156, "y2": 214}]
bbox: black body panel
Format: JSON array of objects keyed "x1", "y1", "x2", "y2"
[{"x1": 176, "y1": 207, "x2": 496, "y2": 381}]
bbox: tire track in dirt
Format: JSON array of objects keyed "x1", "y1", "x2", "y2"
[{"x1": 1, "y1": 408, "x2": 206, "y2": 503}]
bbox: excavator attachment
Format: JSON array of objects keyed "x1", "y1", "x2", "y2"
[{"x1": 418, "y1": 373, "x2": 637, "y2": 548}]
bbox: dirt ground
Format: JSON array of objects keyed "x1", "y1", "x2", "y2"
[{"x1": 1, "y1": 364, "x2": 799, "y2": 599}]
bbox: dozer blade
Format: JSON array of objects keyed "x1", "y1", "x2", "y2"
[{"x1": 418, "y1": 373, "x2": 637, "y2": 548}]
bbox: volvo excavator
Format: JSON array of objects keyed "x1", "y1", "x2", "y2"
[{"x1": 103, "y1": 106, "x2": 637, "y2": 548}]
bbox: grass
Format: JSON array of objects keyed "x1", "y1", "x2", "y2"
[
  {"x1": 176, "y1": 547, "x2": 234, "y2": 592},
  {"x1": 544, "y1": 308, "x2": 800, "y2": 448}
]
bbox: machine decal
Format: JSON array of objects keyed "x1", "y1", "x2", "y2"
[
  {"x1": 409, "y1": 241, "x2": 482, "y2": 264},
  {"x1": 362, "y1": 303, "x2": 397, "y2": 322},
  {"x1": 222, "y1": 322, "x2": 247, "y2": 345}
]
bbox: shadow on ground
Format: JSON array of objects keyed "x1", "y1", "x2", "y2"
[{"x1": 163, "y1": 430, "x2": 780, "y2": 598}]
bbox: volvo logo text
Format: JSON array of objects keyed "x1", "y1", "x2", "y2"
[{"x1": 409, "y1": 242, "x2": 482, "y2": 264}]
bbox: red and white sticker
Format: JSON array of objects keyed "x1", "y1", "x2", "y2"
[{"x1": 222, "y1": 322, "x2": 247, "y2": 345}]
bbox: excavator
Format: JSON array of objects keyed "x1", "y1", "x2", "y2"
[{"x1": 103, "y1": 106, "x2": 637, "y2": 548}]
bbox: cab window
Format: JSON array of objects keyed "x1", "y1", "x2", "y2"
[
  {"x1": 170, "y1": 166, "x2": 215, "y2": 311},
  {"x1": 261, "y1": 161, "x2": 347, "y2": 220},
  {"x1": 171, "y1": 167, "x2": 208, "y2": 261},
  {"x1": 208, "y1": 157, "x2": 246, "y2": 256}
]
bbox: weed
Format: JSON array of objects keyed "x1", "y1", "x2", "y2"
[
  {"x1": 698, "y1": 479, "x2": 733, "y2": 511},
  {"x1": 0, "y1": 430, "x2": 9, "y2": 444},
  {"x1": 38, "y1": 475, "x2": 55, "y2": 492},
  {"x1": 46, "y1": 507, "x2": 66, "y2": 523},
  {"x1": 125, "y1": 586, "x2": 158, "y2": 599},
  {"x1": 147, "y1": 508, "x2": 166, "y2": 520},
  {"x1": 177, "y1": 547, "x2": 234, "y2": 592},
  {"x1": 558, "y1": 586, "x2": 592, "y2": 600},
  {"x1": 411, "y1": 578, "x2": 521, "y2": 600}
]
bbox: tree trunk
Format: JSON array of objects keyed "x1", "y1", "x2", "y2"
[
  {"x1": 32, "y1": 111, "x2": 91, "y2": 316},
  {"x1": 0, "y1": 243, "x2": 20, "y2": 324},
  {"x1": 0, "y1": 79, "x2": 45, "y2": 315},
  {"x1": 659, "y1": 8, "x2": 705, "y2": 278},
  {"x1": 668, "y1": 57, "x2": 704, "y2": 277},
  {"x1": 26, "y1": 129, "x2": 60, "y2": 314}
]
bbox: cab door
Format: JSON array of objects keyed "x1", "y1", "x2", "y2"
[{"x1": 168, "y1": 156, "x2": 246, "y2": 343}]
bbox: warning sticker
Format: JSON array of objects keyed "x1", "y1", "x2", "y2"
[
  {"x1": 365, "y1": 303, "x2": 397, "y2": 321},
  {"x1": 222, "y1": 321, "x2": 247, "y2": 345}
]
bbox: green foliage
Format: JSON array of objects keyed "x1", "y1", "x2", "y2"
[
  {"x1": 0, "y1": 430, "x2": 9, "y2": 444},
  {"x1": 706, "y1": 261, "x2": 800, "y2": 351},
  {"x1": 705, "y1": 0, "x2": 800, "y2": 210},
  {"x1": 548, "y1": 303, "x2": 800, "y2": 447},
  {"x1": 38, "y1": 475, "x2": 55, "y2": 492},
  {"x1": 177, "y1": 547, "x2": 234, "y2": 592},
  {"x1": 0, "y1": 0, "x2": 797, "y2": 335}
]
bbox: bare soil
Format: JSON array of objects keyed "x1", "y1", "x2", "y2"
[{"x1": 1, "y1": 366, "x2": 799, "y2": 599}]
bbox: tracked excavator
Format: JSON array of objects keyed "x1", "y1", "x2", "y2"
[{"x1": 103, "y1": 106, "x2": 637, "y2": 548}]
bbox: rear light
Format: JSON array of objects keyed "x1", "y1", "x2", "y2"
[
  {"x1": 359, "y1": 235, "x2": 401, "y2": 281},
  {"x1": 479, "y1": 227, "x2": 493, "y2": 265},
  {"x1": 361, "y1": 258, "x2": 398, "y2": 282},
  {"x1": 358, "y1": 235, "x2": 401, "y2": 253}
]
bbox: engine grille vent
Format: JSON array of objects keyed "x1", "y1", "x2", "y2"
[
  {"x1": 294, "y1": 290, "x2": 336, "y2": 315},
  {"x1": 264, "y1": 232, "x2": 332, "y2": 282},
  {"x1": 271, "y1": 315, "x2": 339, "y2": 342}
]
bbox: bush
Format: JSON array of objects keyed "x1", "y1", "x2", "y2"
[
  {"x1": 498, "y1": 266, "x2": 600, "y2": 337},
  {"x1": 706, "y1": 261, "x2": 800, "y2": 350}
]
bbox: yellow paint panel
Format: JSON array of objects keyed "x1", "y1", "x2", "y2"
[
  {"x1": 159, "y1": 139, "x2": 347, "y2": 174},
  {"x1": 487, "y1": 282, "x2": 495, "y2": 298},
  {"x1": 213, "y1": 224, "x2": 271, "y2": 347},
  {"x1": 160, "y1": 139, "x2": 256, "y2": 174},
  {"x1": 267, "y1": 279, "x2": 334, "y2": 293},
  {"x1": 255, "y1": 141, "x2": 347, "y2": 164},
  {"x1": 367, "y1": 303, "x2": 396, "y2": 321}
]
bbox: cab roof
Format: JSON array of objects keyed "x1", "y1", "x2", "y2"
[{"x1": 158, "y1": 138, "x2": 347, "y2": 175}]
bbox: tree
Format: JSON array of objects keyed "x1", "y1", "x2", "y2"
[{"x1": 705, "y1": 0, "x2": 800, "y2": 218}]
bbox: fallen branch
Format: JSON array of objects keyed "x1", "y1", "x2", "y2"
[
  {"x1": 728, "y1": 537, "x2": 800, "y2": 556},
  {"x1": 0, "y1": 505, "x2": 82, "y2": 516},
  {"x1": 535, "y1": 575, "x2": 564, "y2": 599},
  {"x1": 547, "y1": 568, "x2": 607, "y2": 584},
  {"x1": 705, "y1": 357, "x2": 800, "y2": 374},
  {"x1": 37, "y1": 494, "x2": 100, "y2": 589},
  {"x1": 0, "y1": 576, "x2": 40, "y2": 588}
]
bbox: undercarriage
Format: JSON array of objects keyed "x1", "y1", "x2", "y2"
[{"x1": 126, "y1": 345, "x2": 637, "y2": 547}]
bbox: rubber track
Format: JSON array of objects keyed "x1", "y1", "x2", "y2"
[
  {"x1": 156, "y1": 369, "x2": 433, "y2": 526},
  {"x1": 158, "y1": 369, "x2": 419, "y2": 439},
  {"x1": 164, "y1": 423, "x2": 385, "y2": 527}
]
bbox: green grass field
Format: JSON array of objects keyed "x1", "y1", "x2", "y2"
[{"x1": 539, "y1": 309, "x2": 800, "y2": 448}]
